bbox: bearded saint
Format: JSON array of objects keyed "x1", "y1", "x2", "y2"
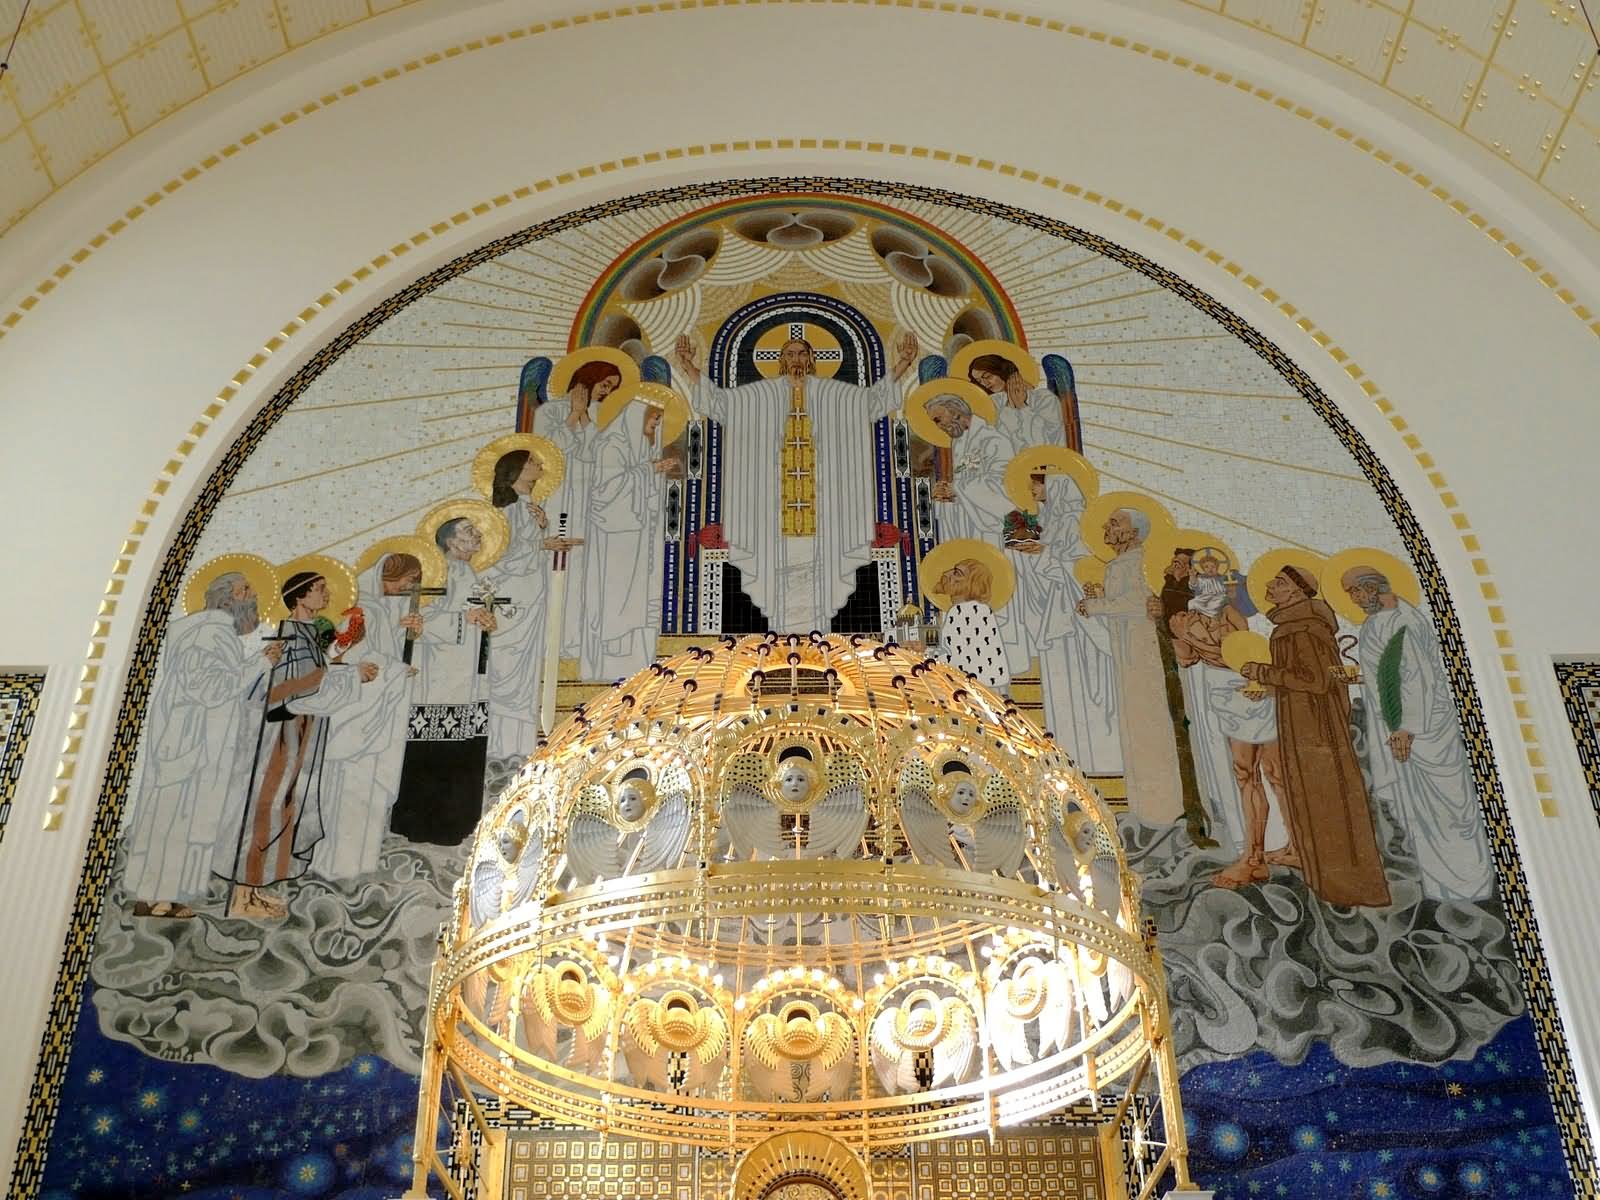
[
  {"x1": 1240, "y1": 566, "x2": 1390, "y2": 908},
  {"x1": 123, "y1": 572, "x2": 278, "y2": 918},
  {"x1": 674, "y1": 332, "x2": 917, "y2": 632},
  {"x1": 1342, "y1": 567, "x2": 1494, "y2": 902}
]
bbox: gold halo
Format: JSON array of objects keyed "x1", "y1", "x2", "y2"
[
  {"x1": 919, "y1": 539, "x2": 1016, "y2": 611},
  {"x1": 753, "y1": 321, "x2": 844, "y2": 380},
  {"x1": 1073, "y1": 557, "x2": 1105, "y2": 591},
  {"x1": 1143, "y1": 527, "x2": 1239, "y2": 597},
  {"x1": 417, "y1": 499, "x2": 512, "y2": 574},
  {"x1": 949, "y1": 338, "x2": 1040, "y2": 388},
  {"x1": 1221, "y1": 629, "x2": 1273, "y2": 673},
  {"x1": 1247, "y1": 549, "x2": 1328, "y2": 615},
  {"x1": 181, "y1": 553, "x2": 279, "y2": 618},
  {"x1": 1002, "y1": 444, "x2": 1100, "y2": 514},
  {"x1": 1323, "y1": 547, "x2": 1423, "y2": 625},
  {"x1": 1079, "y1": 492, "x2": 1174, "y2": 562},
  {"x1": 903, "y1": 378, "x2": 997, "y2": 448},
  {"x1": 269, "y1": 554, "x2": 358, "y2": 623},
  {"x1": 472, "y1": 433, "x2": 565, "y2": 505},
  {"x1": 605, "y1": 380, "x2": 691, "y2": 446},
  {"x1": 354, "y1": 535, "x2": 447, "y2": 606},
  {"x1": 547, "y1": 346, "x2": 641, "y2": 404}
]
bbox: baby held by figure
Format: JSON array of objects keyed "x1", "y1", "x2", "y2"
[{"x1": 1187, "y1": 548, "x2": 1238, "y2": 619}]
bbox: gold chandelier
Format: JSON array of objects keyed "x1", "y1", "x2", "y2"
[{"x1": 406, "y1": 634, "x2": 1195, "y2": 1198}]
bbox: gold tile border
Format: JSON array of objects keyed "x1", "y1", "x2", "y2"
[{"x1": 13, "y1": 173, "x2": 1592, "y2": 1197}]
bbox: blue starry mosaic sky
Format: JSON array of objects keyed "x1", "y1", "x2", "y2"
[{"x1": 38, "y1": 992, "x2": 1573, "y2": 1199}]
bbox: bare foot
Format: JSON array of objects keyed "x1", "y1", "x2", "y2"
[
  {"x1": 131, "y1": 900, "x2": 197, "y2": 919},
  {"x1": 1264, "y1": 846, "x2": 1301, "y2": 869},
  {"x1": 226, "y1": 885, "x2": 288, "y2": 920},
  {"x1": 1212, "y1": 859, "x2": 1269, "y2": 890}
]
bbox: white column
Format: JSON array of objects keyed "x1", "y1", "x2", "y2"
[
  {"x1": 871, "y1": 546, "x2": 902, "y2": 641},
  {"x1": 699, "y1": 548, "x2": 729, "y2": 636}
]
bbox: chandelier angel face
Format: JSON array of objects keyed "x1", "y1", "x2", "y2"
[{"x1": 431, "y1": 634, "x2": 1174, "y2": 1152}]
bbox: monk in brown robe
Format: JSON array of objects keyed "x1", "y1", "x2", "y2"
[{"x1": 1239, "y1": 566, "x2": 1390, "y2": 908}]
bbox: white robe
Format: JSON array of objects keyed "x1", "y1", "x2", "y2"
[
  {"x1": 988, "y1": 387, "x2": 1065, "y2": 449},
  {"x1": 1080, "y1": 546, "x2": 1184, "y2": 823},
  {"x1": 936, "y1": 419, "x2": 1035, "y2": 677},
  {"x1": 416, "y1": 557, "x2": 497, "y2": 716},
  {"x1": 581, "y1": 403, "x2": 662, "y2": 681},
  {"x1": 694, "y1": 372, "x2": 900, "y2": 630},
  {"x1": 123, "y1": 609, "x2": 268, "y2": 903},
  {"x1": 314, "y1": 566, "x2": 417, "y2": 880},
  {"x1": 487, "y1": 499, "x2": 549, "y2": 756},
  {"x1": 1356, "y1": 600, "x2": 1494, "y2": 901},
  {"x1": 1027, "y1": 476, "x2": 1120, "y2": 772},
  {"x1": 533, "y1": 400, "x2": 600, "y2": 659}
]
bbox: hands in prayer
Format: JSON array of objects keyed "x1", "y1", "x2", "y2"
[
  {"x1": 930, "y1": 481, "x2": 956, "y2": 502},
  {"x1": 1388, "y1": 729, "x2": 1414, "y2": 762}
]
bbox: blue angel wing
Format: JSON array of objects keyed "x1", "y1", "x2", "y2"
[
  {"x1": 1040, "y1": 353, "x2": 1082, "y2": 451},
  {"x1": 1041, "y1": 354, "x2": 1076, "y2": 402},
  {"x1": 518, "y1": 356, "x2": 553, "y2": 425},
  {"x1": 917, "y1": 354, "x2": 950, "y2": 385},
  {"x1": 641, "y1": 354, "x2": 672, "y2": 386}
]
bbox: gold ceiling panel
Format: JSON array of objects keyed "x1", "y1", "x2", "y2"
[
  {"x1": 0, "y1": 0, "x2": 427, "y2": 230},
  {"x1": 0, "y1": 0, "x2": 1596, "y2": 237},
  {"x1": 1183, "y1": 0, "x2": 1600, "y2": 221}
]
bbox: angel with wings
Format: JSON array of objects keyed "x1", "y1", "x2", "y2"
[
  {"x1": 563, "y1": 764, "x2": 693, "y2": 885},
  {"x1": 869, "y1": 988, "x2": 979, "y2": 1094},
  {"x1": 621, "y1": 989, "x2": 729, "y2": 1095},
  {"x1": 720, "y1": 743, "x2": 868, "y2": 861},
  {"x1": 467, "y1": 807, "x2": 544, "y2": 928},
  {"x1": 743, "y1": 1000, "x2": 857, "y2": 1102},
  {"x1": 1047, "y1": 808, "x2": 1124, "y2": 920},
  {"x1": 520, "y1": 960, "x2": 613, "y2": 1070},
  {"x1": 1046, "y1": 809, "x2": 1133, "y2": 1023},
  {"x1": 897, "y1": 757, "x2": 1025, "y2": 876},
  {"x1": 985, "y1": 955, "x2": 1077, "y2": 1071}
]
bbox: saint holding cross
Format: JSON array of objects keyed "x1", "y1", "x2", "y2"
[{"x1": 675, "y1": 325, "x2": 918, "y2": 632}]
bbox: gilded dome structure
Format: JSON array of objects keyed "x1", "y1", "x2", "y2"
[{"x1": 411, "y1": 633, "x2": 1193, "y2": 1195}]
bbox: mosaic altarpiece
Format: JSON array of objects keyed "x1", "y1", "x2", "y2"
[{"x1": 15, "y1": 182, "x2": 1590, "y2": 1200}]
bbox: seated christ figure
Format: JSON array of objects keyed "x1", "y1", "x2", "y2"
[{"x1": 675, "y1": 330, "x2": 917, "y2": 632}]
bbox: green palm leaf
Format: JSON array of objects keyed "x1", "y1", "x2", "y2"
[{"x1": 1376, "y1": 625, "x2": 1407, "y2": 732}]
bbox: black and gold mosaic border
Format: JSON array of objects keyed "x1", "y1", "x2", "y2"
[
  {"x1": 1554, "y1": 661, "x2": 1600, "y2": 832},
  {"x1": 0, "y1": 671, "x2": 45, "y2": 851},
  {"x1": 11, "y1": 178, "x2": 1592, "y2": 1194}
]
